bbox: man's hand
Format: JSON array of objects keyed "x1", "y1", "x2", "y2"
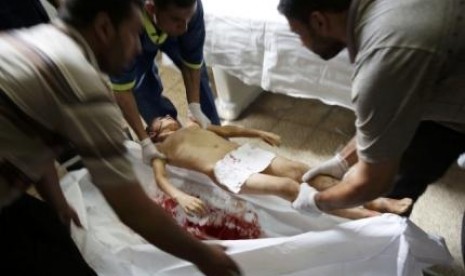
[
  {"x1": 57, "y1": 204, "x2": 82, "y2": 231},
  {"x1": 291, "y1": 184, "x2": 322, "y2": 216},
  {"x1": 188, "y1": 103, "x2": 211, "y2": 128},
  {"x1": 259, "y1": 131, "x2": 281, "y2": 146},
  {"x1": 141, "y1": 138, "x2": 166, "y2": 164},
  {"x1": 302, "y1": 154, "x2": 349, "y2": 182},
  {"x1": 196, "y1": 244, "x2": 242, "y2": 276},
  {"x1": 175, "y1": 194, "x2": 207, "y2": 216}
]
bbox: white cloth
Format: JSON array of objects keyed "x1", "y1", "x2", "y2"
[
  {"x1": 62, "y1": 141, "x2": 453, "y2": 276},
  {"x1": 213, "y1": 143, "x2": 276, "y2": 193},
  {"x1": 202, "y1": 0, "x2": 353, "y2": 109}
]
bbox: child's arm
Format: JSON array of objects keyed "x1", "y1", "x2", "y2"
[
  {"x1": 152, "y1": 159, "x2": 206, "y2": 216},
  {"x1": 207, "y1": 125, "x2": 281, "y2": 146}
]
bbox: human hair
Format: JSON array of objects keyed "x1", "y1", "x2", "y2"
[
  {"x1": 277, "y1": 0, "x2": 351, "y2": 22},
  {"x1": 146, "y1": 115, "x2": 180, "y2": 143},
  {"x1": 60, "y1": 0, "x2": 144, "y2": 29},
  {"x1": 153, "y1": 0, "x2": 196, "y2": 10}
]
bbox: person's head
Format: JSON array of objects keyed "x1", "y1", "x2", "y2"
[
  {"x1": 60, "y1": 0, "x2": 144, "y2": 75},
  {"x1": 277, "y1": 0, "x2": 351, "y2": 60},
  {"x1": 145, "y1": 0, "x2": 197, "y2": 36},
  {"x1": 147, "y1": 115, "x2": 182, "y2": 142}
]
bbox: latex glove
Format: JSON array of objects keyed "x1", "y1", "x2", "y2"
[
  {"x1": 188, "y1": 103, "x2": 211, "y2": 128},
  {"x1": 291, "y1": 184, "x2": 322, "y2": 216},
  {"x1": 302, "y1": 154, "x2": 349, "y2": 182},
  {"x1": 458, "y1": 153, "x2": 465, "y2": 169},
  {"x1": 141, "y1": 138, "x2": 165, "y2": 164}
]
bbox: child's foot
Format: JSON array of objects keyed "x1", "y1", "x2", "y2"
[{"x1": 364, "y1": 197, "x2": 413, "y2": 215}]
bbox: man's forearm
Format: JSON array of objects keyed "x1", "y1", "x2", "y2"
[
  {"x1": 181, "y1": 65, "x2": 201, "y2": 103},
  {"x1": 339, "y1": 137, "x2": 358, "y2": 166},
  {"x1": 315, "y1": 160, "x2": 398, "y2": 211},
  {"x1": 114, "y1": 91, "x2": 148, "y2": 141},
  {"x1": 34, "y1": 161, "x2": 68, "y2": 210}
]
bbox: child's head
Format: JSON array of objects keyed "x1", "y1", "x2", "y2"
[{"x1": 147, "y1": 115, "x2": 182, "y2": 142}]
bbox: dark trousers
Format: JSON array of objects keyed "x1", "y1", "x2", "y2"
[
  {"x1": 0, "y1": 194, "x2": 97, "y2": 276},
  {"x1": 388, "y1": 121, "x2": 465, "y2": 203}
]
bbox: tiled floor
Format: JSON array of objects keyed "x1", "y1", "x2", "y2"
[{"x1": 160, "y1": 65, "x2": 465, "y2": 276}]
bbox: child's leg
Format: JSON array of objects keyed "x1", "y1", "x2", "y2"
[
  {"x1": 325, "y1": 207, "x2": 380, "y2": 220},
  {"x1": 363, "y1": 197, "x2": 413, "y2": 215},
  {"x1": 262, "y1": 157, "x2": 309, "y2": 182},
  {"x1": 240, "y1": 173, "x2": 300, "y2": 202},
  {"x1": 307, "y1": 177, "x2": 413, "y2": 215},
  {"x1": 259, "y1": 157, "x2": 412, "y2": 216}
]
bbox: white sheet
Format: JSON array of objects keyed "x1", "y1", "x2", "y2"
[
  {"x1": 203, "y1": 0, "x2": 354, "y2": 109},
  {"x1": 62, "y1": 142, "x2": 452, "y2": 275}
]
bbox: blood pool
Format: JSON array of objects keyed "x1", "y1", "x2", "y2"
[{"x1": 155, "y1": 194, "x2": 262, "y2": 240}]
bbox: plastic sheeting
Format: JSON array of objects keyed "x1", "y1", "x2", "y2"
[
  {"x1": 203, "y1": 0, "x2": 354, "y2": 109},
  {"x1": 62, "y1": 142, "x2": 452, "y2": 275}
]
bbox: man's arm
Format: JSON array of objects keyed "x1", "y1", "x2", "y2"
[
  {"x1": 314, "y1": 158, "x2": 399, "y2": 211},
  {"x1": 181, "y1": 65, "x2": 211, "y2": 128},
  {"x1": 114, "y1": 90, "x2": 149, "y2": 141},
  {"x1": 114, "y1": 91, "x2": 165, "y2": 163},
  {"x1": 308, "y1": 48, "x2": 437, "y2": 212},
  {"x1": 181, "y1": 65, "x2": 201, "y2": 104},
  {"x1": 34, "y1": 160, "x2": 82, "y2": 229},
  {"x1": 338, "y1": 137, "x2": 358, "y2": 166},
  {"x1": 207, "y1": 124, "x2": 281, "y2": 146},
  {"x1": 152, "y1": 159, "x2": 206, "y2": 215},
  {"x1": 302, "y1": 137, "x2": 358, "y2": 181}
]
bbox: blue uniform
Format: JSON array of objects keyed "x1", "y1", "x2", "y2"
[{"x1": 110, "y1": 0, "x2": 220, "y2": 125}]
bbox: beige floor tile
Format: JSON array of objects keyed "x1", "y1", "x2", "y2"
[
  {"x1": 301, "y1": 129, "x2": 351, "y2": 158},
  {"x1": 280, "y1": 98, "x2": 332, "y2": 127},
  {"x1": 318, "y1": 106, "x2": 356, "y2": 136},
  {"x1": 411, "y1": 166, "x2": 465, "y2": 276},
  {"x1": 225, "y1": 110, "x2": 279, "y2": 132},
  {"x1": 270, "y1": 120, "x2": 314, "y2": 150},
  {"x1": 248, "y1": 93, "x2": 296, "y2": 118},
  {"x1": 159, "y1": 65, "x2": 183, "y2": 92}
]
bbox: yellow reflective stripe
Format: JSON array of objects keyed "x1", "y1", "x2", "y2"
[
  {"x1": 182, "y1": 58, "x2": 203, "y2": 69},
  {"x1": 111, "y1": 81, "x2": 136, "y2": 91},
  {"x1": 143, "y1": 11, "x2": 168, "y2": 45}
]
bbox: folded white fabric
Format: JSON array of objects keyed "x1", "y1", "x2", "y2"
[{"x1": 291, "y1": 184, "x2": 322, "y2": 216}]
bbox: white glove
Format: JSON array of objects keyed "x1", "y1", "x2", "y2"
[
  {"x1": 141, "y1": 138, "x2": 165, "y2": 165},
  {"x1": 302, "y1": 154, "x2": 349, "y2": 182},
  {"x1": 458, "y1": 153, "x2": 465, "y2": 169},
  {"x1": 188, "y1": 103, "x2": 211, "y2": 128},
  {"x1": 291, "y1": 184, "x2": 322, "y2": 216}
]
